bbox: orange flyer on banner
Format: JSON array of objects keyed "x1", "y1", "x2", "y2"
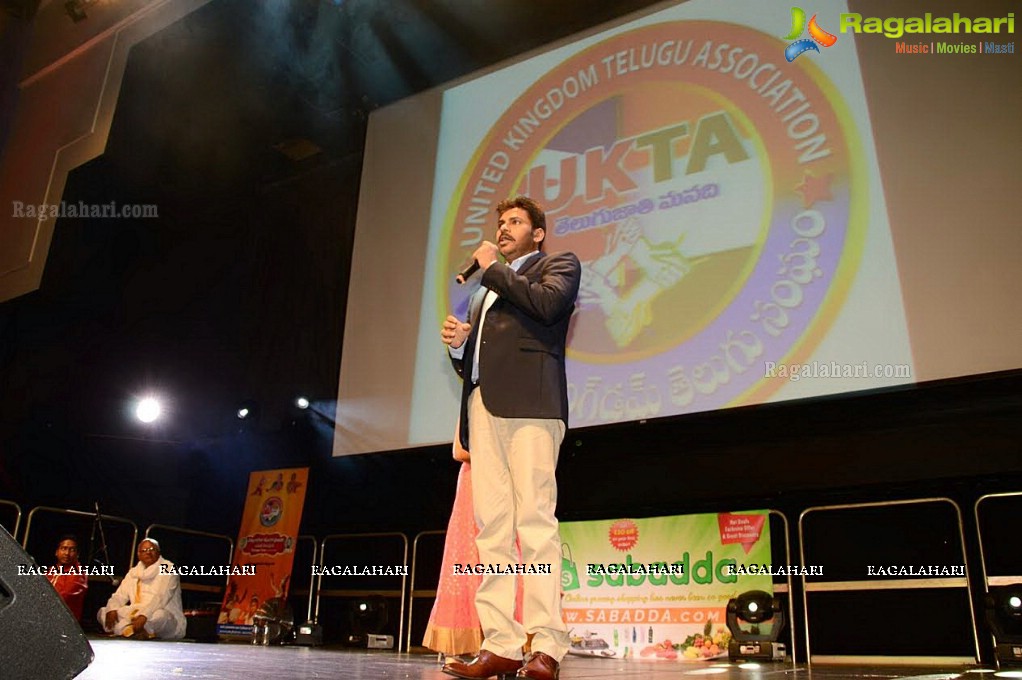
[{"x1": 217, "y1": 467, "x2": 309, "y2": 638}]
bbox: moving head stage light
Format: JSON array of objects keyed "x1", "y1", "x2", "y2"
[{"x1": 726, "y1": 590, "x2": 787, "y2": 662}]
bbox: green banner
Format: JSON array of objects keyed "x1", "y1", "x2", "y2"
[{"x1": 560, "y1": 511, "x2": 772, "y2": 663}]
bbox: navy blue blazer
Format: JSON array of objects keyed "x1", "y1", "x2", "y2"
[{"x1": 451, "y1": 250, "x2": 581, "y2": 450}]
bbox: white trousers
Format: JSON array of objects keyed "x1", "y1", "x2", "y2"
[
  {"x1": 97, "y1": 605, "x2": 180, "y2": 639},
  {"x1": 468, "y1": 388, "x2": 569, "y2": 661}
]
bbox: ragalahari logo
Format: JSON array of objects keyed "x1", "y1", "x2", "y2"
[{"x1": 783, "y1": 7, "x2": 838, "y2": 61}]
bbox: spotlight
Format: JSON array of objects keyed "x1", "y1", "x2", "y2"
[
  {"x1": 985, "y1": 586, "x2": 1022, "y2": 665},
  {"x1": 726, "y1": 590, "x2": 786, "y2": 662},
  {"x1": 732, "y1": 591, "x2": 771, "y2": 624},
  {"x1": 295, "y1": 397, "x2": 310, "y2": 410},
  {"x1": 135, "y1": 397, "x2": 162, "y2": 423},
  {"x1": 234, "y1": 402, "x2": 259, "y2": 429}
]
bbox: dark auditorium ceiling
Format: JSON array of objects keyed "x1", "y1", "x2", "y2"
[{"x1": 103, "y1": 0, "x2": 668, "y2": 210}]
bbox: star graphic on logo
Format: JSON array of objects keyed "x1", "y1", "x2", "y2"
[{"x1": 795, "y1": 171, "x2": 834, "y2": 208}]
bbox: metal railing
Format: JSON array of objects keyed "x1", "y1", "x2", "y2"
[
  {"x1": 767, "y1": 508, "x2": 798, "y2": 666},
  {"x1": 145, "y1": 523, "x2": 234, "y2": 596},
  {"x1": 974, "y1": 491, "x2": 1022, "y2": 669},
  {"x1": 405, "y1": 529, "x2": 445, "y2": 653},
  {"x1": 798, "y1": 497, "x2": 980, "y2": 666},
  {"x1": 314, "y1": 532, "x2": 409, "y2": 650},
  {"x1": 0, "y1": 499, "x2": 22, "y2": 539},
  {"x1": 295, "y1": 534, "x2": 319, "y2": 624},
  {"x1": 975, "y1": 491, "x2": 1022, "y2": 588},
  {"x1": 22, "y1": 505, "x2": 139, "y2": 575}
]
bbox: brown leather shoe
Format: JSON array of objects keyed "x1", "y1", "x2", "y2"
[
  {"x1": 442, "y1": 649, "x2": 523, "y2": 679},
  {"x1": 516, "y1": 652, "x2": 559, "y2": 680}
]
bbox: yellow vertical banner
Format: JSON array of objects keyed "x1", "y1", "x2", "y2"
[{"x1": 217, "y1": 467, "x2": 309, "y2": 638}]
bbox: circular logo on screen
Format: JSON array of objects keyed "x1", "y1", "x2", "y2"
[
  {"x1": 440, "y1": 21, "x2": 864, "y2": 427},
  {"x1": 260, "y1": 497, "x2": 283, "y2": 527}
]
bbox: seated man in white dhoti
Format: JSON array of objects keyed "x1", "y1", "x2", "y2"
[{"x1": 97, "y1": 538, "x2": 186, "y2": 640}]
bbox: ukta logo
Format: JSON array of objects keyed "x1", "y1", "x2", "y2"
[
  {"x1": 783, "y1": 7, "x2": 838, "y2": 61},
  {"x1": 441, "y1": 21, "x2": 865, "y2": 428}
]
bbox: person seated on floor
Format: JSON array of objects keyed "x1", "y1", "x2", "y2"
[
  {"x1": 47, "y1": 534, "x2": 88, "y2": 621},
  {"x1": 97, "y1": 538, "x2": 186, "y2": 639}
]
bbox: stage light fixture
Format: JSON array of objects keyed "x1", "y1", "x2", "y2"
[
  {"x1": 295, "y1": 397, "x2": 310, "y2": 410},
  {"x1": 985, "y1": 586, "x2": 1022, "y2": 666},
  {"x1": 726, "y1": 590, "x2": 786, "y2": 662},
  {"x1": 135, "y1": 397, "x2": 162, "y2": 423},
  {"x1": 234, "y1": 402, "x2": 259, "y2": 429}
]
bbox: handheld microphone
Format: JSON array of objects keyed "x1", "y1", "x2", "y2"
[{"x1": 455, "y1": 259, "x2": 480, "y2": 284}]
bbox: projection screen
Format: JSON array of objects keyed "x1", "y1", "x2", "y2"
[{"x1": 333, "y1": 0, "x2": 1021, "y2": 456}]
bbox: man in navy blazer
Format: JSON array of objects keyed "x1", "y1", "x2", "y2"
[{"x1": 441, "y1": 196, "x2": 580, "y2": 680}]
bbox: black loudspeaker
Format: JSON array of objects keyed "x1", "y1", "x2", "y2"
[{"x1": 0, "y1": 529, "x2": 93, "y2": 679}]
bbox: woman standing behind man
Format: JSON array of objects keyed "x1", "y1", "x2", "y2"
[
  {"x1": 422, "y1": 438, "x2": 483, "y2": 659},
  {"x1": 423, "y1": 434, "x2": 525, "y2": 662}
]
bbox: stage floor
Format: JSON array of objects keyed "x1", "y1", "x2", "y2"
[{"x1": 75, "y1": 639, "x2": 1006, "y2": 680}]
